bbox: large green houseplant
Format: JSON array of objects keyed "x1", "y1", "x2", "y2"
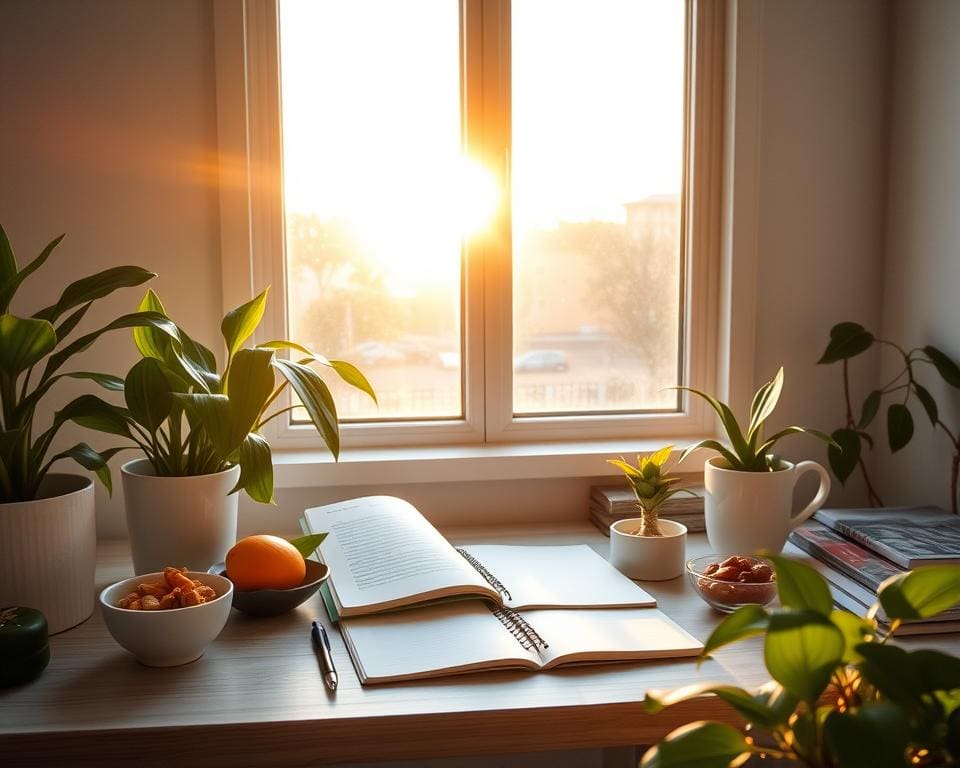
[
  {"x1": 680, "y1": 368, "x2": 837, "y2": 554},
  {"x1": 642, "y1": 556, "x2": 960, "y2": 768},
  {"x1": 100, "y1": 287, "x2": 376, "y2": 572},
  {"x1": 0, "y1": 225, "x2": 180, "y2": 632}
]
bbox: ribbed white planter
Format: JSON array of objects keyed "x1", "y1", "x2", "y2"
[
  {"x1": 121, "y1": 459, "x2": 241, "y2": 574},
  {"x1": 0, "y1": 474, "x2": 96, "y2": 635}
]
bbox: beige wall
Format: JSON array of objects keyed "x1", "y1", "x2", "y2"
[
  {"x1": 0, "y1": 0, "x2": 895, "y2": 538},
  {"x1": 877, "y1": 0, "x2": 960, "y2": 509},
  {"x1": 751, "y1": 0, "x2": 889, "y2": 508}
]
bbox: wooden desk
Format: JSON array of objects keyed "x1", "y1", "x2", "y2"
[{"x1": 1, "y1": 524, "x2": 763, "y2": 766}]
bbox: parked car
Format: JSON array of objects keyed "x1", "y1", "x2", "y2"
[
  {"x1": 514, "y1": 349, "x2": 570, "y2": 372},
  {"x1": 352, "y1": 341, "x2": 407, "y2": 365}
]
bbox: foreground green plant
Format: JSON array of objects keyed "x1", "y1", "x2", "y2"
[
  {"x1": 93, "y1": 288, "x2": 375, "y2": 504},
  {"x1": 642, "y1": 556, "x2": 960, "y2": 768},
  {"x1": 0, "y1": 226, "x2": 181, "y2": 502},
  {"x1": 680, "y1": 367, "x2": 836, "y2": 471},
  {"x1": 818, "y1": 321, "x2": 960, "y2": 514},
  {"x1": 607, "y1": 446, "x2": 696, "y2": 536}
]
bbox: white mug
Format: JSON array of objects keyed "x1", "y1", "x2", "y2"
[{"x1": 703, "y1": 456, "x2": 831, "y2": 555}]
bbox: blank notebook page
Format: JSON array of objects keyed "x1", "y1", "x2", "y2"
[{"x1": 462, "y1": 544, "x2": 656, "y2": 609}]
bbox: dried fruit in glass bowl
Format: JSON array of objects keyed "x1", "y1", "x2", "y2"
[{"x1": 686, "y1": 554, "x2": 777, "y2": 613}]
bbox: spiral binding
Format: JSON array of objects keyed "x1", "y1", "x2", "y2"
[
  {"x1": 456, "y1": 547, "x2": 512, "y2": 601},
  {"x1": 490, "y1": 606, "x2": 548, "y2": 651}
]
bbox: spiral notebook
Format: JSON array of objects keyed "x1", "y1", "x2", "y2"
[
  {"x1": 305, "y1": 495, "x2": 657, "y2": 620},
  {"x1": 339, "y1": 600, "x2": 703, "y2": 684}
]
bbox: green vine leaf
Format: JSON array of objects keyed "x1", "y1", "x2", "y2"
[
  {"x1": 828, "y1": 428, "x2": 861, "y2": 485},
  {"x1": 924, "y1": 345, "x2": 960, "y2": 388},
  {"x1": 886, "y1": 403, "x2": 914, "y2": 453},
  {"x1": 912, "y1": 383, "x2": 939, "y2": 426},
  {"x1": 818, "y1": 322, "x2": 875, "y2": 364},
  {"x1": 858, "y1": 389, "x2": 882, "y2": 429}
]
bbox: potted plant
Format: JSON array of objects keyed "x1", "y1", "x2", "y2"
[
  {"x1": 0, "y1": 226, "x2": 180, "y2": 633},
  {"x1": 642, "y1": 555, "x2": 960, "y2": 767},
  {"x1": 97, "y1": 288, "x2": 375, "y2": 573},
  {"x1": 680, "y1": 367, "x2": 836, "y2": 554},
  {"x1": 607, "y1": 446, "x2": 698, "y2": 580}
]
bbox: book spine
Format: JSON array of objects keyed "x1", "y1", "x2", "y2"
[
  {"x1": 787, "y1": 530, "x2": 888, "y2": 591},
  {"x1": 829, "y1": 521, "x2": 911, "y2": 569},
  {"x1": 490, "y1": 606, "x2": 548, "y2": 651},
  {"x1": 456, "y1": 548, "x2": 512, "y2": 601}
]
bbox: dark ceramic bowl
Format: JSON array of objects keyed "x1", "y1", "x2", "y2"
[{"x1": 207, "y1": 560, "x2": 329, "y2": 617}]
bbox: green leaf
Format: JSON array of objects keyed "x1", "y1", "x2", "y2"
[
  {"x1": 878, "y1": 565, "x2": 960, "y2": 620},
  {"x1": 288, "y1": 532, "x2": 328, "y2": 560},
  {"x1": 0, "y1": 315, "x2": 56, "y2": 376},
  {"x1": 886, "y1": 403, "x2": 914, "y2": 453},
  {"x1": 225, "y1": 348, "x2": 277, "y2": 442},
  {"x1": 830, "y1": 609, "x2": 875, "y2": 664},
  {"x1": 45, "y1": 444, "x2": 126, "y2": 496},
  {"x1": 0, "y1": 233, "x2": 65, "y2": 314},
  {"x1": 0, "y1": 225, "x2": 18, "y2": 289},
  {"x1": 818, "y1": 322, "x2": 875, "y2": 364},
  {"x1": 907, "y1": 649, "x2": 960, "y2": 694},
  {"x1": 54, "y1": 302, "x2": 92, "y2": 342},
  {"x1": 678, "y1": 439, "x2": 742, "y2": 471},
  {"x1": 924, "y1": 345, "x2": 960, "y2": 388},
  {"x1": 272, "y1": 358, "x2": 341, "y2": 459},
  {"x1": 764, "y1": 610, "x2": 844, "y2": 703},
  {"x1": 913, "y1": 382, "x2": 939, "y2": 426},
  {"x1": 747, "y1": 367, "x2": 784, "y2": 443},
  {"x1": 858, "y1": 389, "x2": 882, "y2": 429},
  {"x1": 679, "y1": 386, "x2": 753, "y2": 467},
  {"x1": 823, "y1": 704, "x2": 912, "y2": 768},
  {"x1": 854, "y1": 644, "x2": 921, "y2": 703},
  {"x1": 701, "y1": 604, "x2": 770, "y2": 660},
  {"x1": 640, "y1": 721, "x2": 751, "y2": 768},
  {"x1": 232, "y1": 432, "x2": 274, "y2": 504},
  {"x1": 828, "y1": 428, "x2": 861, "y2": 485},
  {"x1": 757, "y1": 426, "x2": 838, "y2": 458},
  {"x1": 221, "y1": 288, "x2": 268, "y2": 363},
  {"x1": 125, "y1": 358, "x2": 175, "y2": 433},
  {"x1": 132, "y1": 289, "x2": 170, "y2": 360},
  {"x1": 328, "y1": 359, "x2": 377, "y2": 404},
  {"x1": 63, "y1": 371, "x2": 126, "y2": 391},
  {"x1": 176, "y1": 393, "x2": 235, "y2": 459},
  {"x1": 34, "y1": 265, "x2": 156, "y2": 323},
  {"x1": 765, "y1": 554, "x2": 834, "y2": 616},
  {"x1": 43, "y1": 311, "x2": 180, "y2": 381},
  {"x1": 645, "y1": 683, "x2": 795, "y2": 729},
  {"x1": 53, "y1": 394, "x2": 134, "y2": 439}
]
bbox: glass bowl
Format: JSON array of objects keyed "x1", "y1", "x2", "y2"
[{"x1": 686, "y1": 554, "x2": 777, "y2": 614}]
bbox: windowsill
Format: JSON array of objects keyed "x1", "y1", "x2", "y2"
[{"x1": 272, "y1": 438, "x2": 712, "y2": 488}]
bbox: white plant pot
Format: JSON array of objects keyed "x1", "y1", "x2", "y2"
[
  {"x1": 122, "y1": 459, "x2": 241, "y2": 574},
  {"x1": 703, "y1": 456, "x2": 831, "y2": 555},
  {"x1": 0, "y1": 474, "x2": 96, "y2": 634},
  {"x1": 609, "y1": 519, "x2": 687, "y2": 581}
]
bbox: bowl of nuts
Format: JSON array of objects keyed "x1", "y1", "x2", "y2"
[
  {"x1": 686, "y1": 555, "x2": 777, "y2": 613},
  {"x1": 99, "y1": 567, "x2": 233, "y2": 667}
]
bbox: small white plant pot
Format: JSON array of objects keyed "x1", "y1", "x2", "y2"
[
  {"x1": 609, "y1": 518, "x2": 687, "y2": 581},
  {"x1": 122, "y1": 459, "x2": 241, "y2": 574}
]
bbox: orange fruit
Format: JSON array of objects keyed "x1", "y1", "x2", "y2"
[{"x1": 225, "y1": 535, "x2": 306, "y2": 591}]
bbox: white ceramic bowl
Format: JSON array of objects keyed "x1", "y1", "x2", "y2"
[{"x1": 99, "y1": 571, "x2": 233, "y2": 667}]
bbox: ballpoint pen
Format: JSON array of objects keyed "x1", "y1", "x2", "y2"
[{"x1": 311, "y1": 620, "x2": 338, "y2": 691}]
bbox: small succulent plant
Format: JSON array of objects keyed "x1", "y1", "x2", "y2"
[{"x1": 607, "y1": 445, "x2": 697, "y2": 537}]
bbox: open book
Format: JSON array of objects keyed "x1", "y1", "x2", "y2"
[
  {"x1": 305, "y1": 495, "x2": 656, "y2": 620},
  {"x1": 340, "y1": 600, "x2": 703, "y2": 684}
]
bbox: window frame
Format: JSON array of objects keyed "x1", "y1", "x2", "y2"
[{"x1": 214, "y1": 0, "x2": 730, "y2": 459}]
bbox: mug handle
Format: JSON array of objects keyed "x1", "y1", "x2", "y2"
[{"x1": 789, "y1": 460, "x2": 832, "y2": 529}]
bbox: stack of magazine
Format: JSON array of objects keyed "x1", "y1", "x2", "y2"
[
  {"x1": 787, "y1": 506, "x2": 960, "y2": 635},
  {"x1": 590, "y1": 484, "x2": 705, "y2": 535}
]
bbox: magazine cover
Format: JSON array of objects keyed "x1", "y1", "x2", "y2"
[{"x1": 788, "y1": 523, "x2": 902, "y2": 592}]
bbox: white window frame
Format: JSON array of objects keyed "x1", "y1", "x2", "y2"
[{"x1": 213, "y1": 0, "x2": 757, "y2": 485}]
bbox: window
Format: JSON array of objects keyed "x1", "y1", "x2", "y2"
[{"x1": 218, "y1": 0, "x2": 725, "y2": 452}]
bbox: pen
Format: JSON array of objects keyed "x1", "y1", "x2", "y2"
[{"x1": 311, "y1": 620, "x2": 338, "y2": 691}]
